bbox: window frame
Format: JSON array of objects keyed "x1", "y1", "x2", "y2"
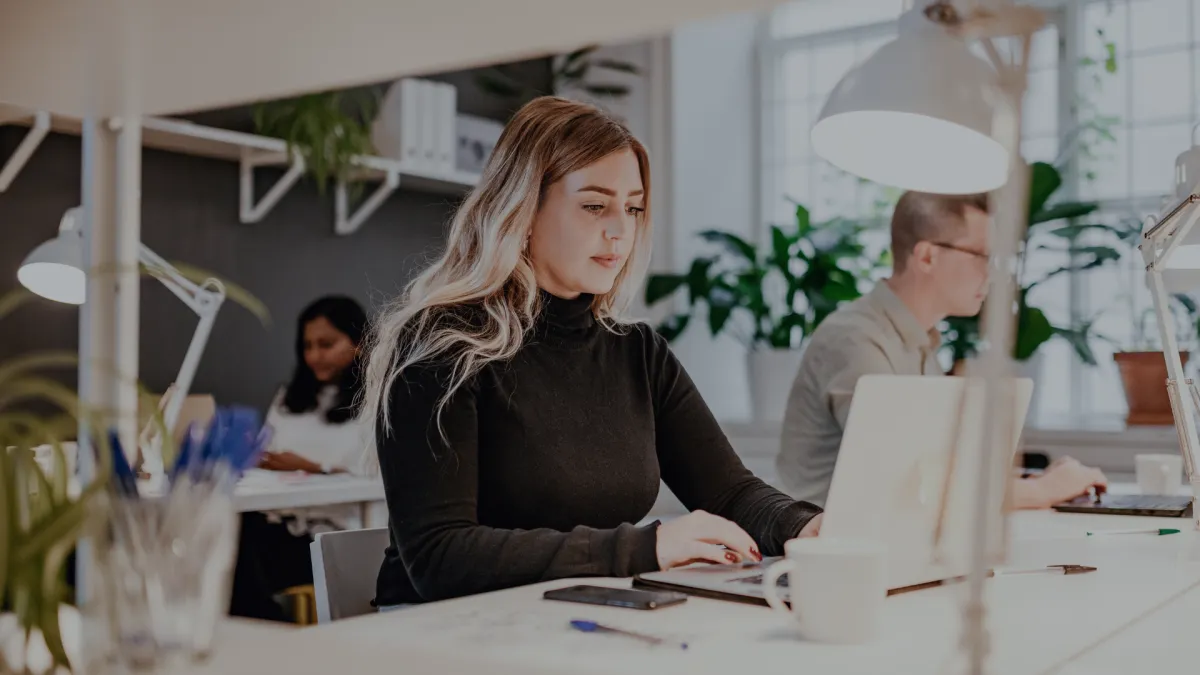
[{"x1": 755, "y1": 0, "x2": 1200, "y2": 428}]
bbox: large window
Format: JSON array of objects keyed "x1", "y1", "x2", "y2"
[{"x1": 759, "y1": 0, "x2": 1200, "y2": 426}]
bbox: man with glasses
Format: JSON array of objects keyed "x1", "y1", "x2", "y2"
[{"x1": 776, "y1": 190, "x2": 1105, "y2": 510}]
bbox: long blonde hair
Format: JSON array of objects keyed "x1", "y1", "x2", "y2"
[{"x1": 359, "y1": 96, "x2": 653, "y2": 472}]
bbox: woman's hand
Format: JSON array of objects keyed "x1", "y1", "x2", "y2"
[
  {"x1": 1013, "y1": 456, "x2": 1107, "y2": 509},
  {"x1": 655, "y1": 510, "x2": 761, "y2": 570},
  {"x1": 259, "y1": 450, "x2": 325, "y2": 474}
]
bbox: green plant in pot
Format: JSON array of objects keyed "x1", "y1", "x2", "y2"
[
  {"x1": 252, "y1": 88, "x2": 379, "y2": 198},
  {"x1": 1113, "y1": 284, "x2": 1200, "y2": 426},
  {"x1": 940, "y1": 162, "x2": 1135, "y2": 387},
  {"x1": 0, "y1": 265, "x2": 267, "y2": 673},
  {"x1": 644, "y1": 204, "x2": 885, "y2": 421}
]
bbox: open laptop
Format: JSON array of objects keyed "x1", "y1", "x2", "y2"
[
  {"x1": 634, "y1": 375, "x2": 1034, "y2": 604},
  {"x1": 1051, "y1": 493, "x2": 1192, "y2": 517}
]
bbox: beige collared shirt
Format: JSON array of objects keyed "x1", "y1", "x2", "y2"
[{"x1": 777, "y1": 281, "x2": 944, "y2": 507}]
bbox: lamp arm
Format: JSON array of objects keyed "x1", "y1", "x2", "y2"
[
  {"x1": 133, "y1": 242, "x2": 226, "y2": 477},
  {"x1": 1145, "y1": 266, "x2": 1200, "y2": 500}
]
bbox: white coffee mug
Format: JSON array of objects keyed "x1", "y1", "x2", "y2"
[
  {"x1": 761, "y1": 537, "x2": 887, "y2": 644},
  {"x1": 1137, "y1": 453, "x2": 1183, "y2": 495}
]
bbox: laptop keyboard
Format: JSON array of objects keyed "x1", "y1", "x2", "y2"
[
  {"x1": 1102, "y1": 495, "x2": 1190, "y2": 509},
  {"x1": 732, "y1": 574, "x2": 787, "y2": 588}
]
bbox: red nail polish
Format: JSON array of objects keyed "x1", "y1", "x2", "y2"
[
  {"x1": 751, "y1": 547, "x2": 762, "y2": 561},
  {"x1": 725, "y1": 552, "x2": 738, "y2": 563}
]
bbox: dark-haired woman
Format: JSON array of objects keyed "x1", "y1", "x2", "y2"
[
  {"x1": 261, "y1": 295, "x2": 367, "y2": 476},
  {"x1": 230, "y1": 295, "x2": 369, "y2": 621}
]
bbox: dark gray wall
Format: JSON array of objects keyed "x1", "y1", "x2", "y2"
[{"x1": 0, "y1": 59, "x2": 552, "y2": 413}]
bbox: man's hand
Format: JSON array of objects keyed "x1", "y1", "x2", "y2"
[{"x1": 1013, "y1": 456, "x2": 1107, "y2": 509}]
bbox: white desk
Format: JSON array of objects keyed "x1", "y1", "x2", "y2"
[
  {"x1": 139, "y1": 470, "x2": 388, "y2": 527},
  {"x1": 177, "y1": 507, "x2": 1200, "y2": 675}
]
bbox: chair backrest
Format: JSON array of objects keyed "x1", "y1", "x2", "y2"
[{"x1": 310, "y1": 527, "x2": 390, "y2": 623}]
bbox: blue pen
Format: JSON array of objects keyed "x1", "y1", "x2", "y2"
[{"x1": 570, "y1": 620, "x2": 688, "y2": 650}]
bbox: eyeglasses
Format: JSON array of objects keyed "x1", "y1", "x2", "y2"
[{"x1": 930, "y1": 241, "x2": 989, "y2": 262}]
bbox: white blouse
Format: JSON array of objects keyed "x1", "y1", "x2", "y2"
[
  {"x1": 262, "y1": 385, "x2": 371, "y2": 534},
  {"x1": 264, "y1": 385, "x2": 368, "y2": 473}
]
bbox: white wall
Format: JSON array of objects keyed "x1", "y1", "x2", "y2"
[
  {"x1": 666, "y1": 12, "x2": 762, "y2": 421},
  {"x1": 572, "y1": 18, "x2": 762, "y2": 422}
]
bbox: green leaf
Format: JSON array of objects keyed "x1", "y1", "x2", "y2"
[
  {"x1": 656, "y1": 314, "x2": 690, "y2": 342},
  {"x1": 1047, "y1": 222, "x2": 1130, "y2": 240},
  {"x1": 795, "y1": 204, "x2": 812, "y2": 237},
  {"x1": 562, "y1": 45, "x2": 597, "y2": 67},
  {"x1": 1027, "y1": 162, "x2": 1062, "y2": 221},
  {"x1": 684, "y1": 257, "x2": 716, "y2": 305},
  {"x1": 1055, "y1": 326, "x2": 1098, "y2": 366},
  {"x1": 644, "y1": 274, "x2": 687, "y2": 305},
  {"x1": 1174, "y1": 293, "x2": 1197, "y2": 314},
  {"x1": 1014, "y1": 304, "x2": 1055, "y2": 361},
  {"x1": 0, "y1": 289, "x2": 33, "y2": 323},
  {"x1": 770, "y1": 226, "x2": 793, "y2": 277},
  {"x1": 697, "y1": 230, "x2": 756, "y2": 262},
  {"x1": 708, "y1": 304, "x2": 734, "y2": 336}
]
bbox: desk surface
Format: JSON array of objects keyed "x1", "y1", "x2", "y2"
[
  {"x1": 229, "y1": 469, "x2": 385, "y2": 512},
  {"x1": 135, "y1": 469, "x2": 385, "y2": 513},
  {"x1": 178, "y1": 507, "x2": 1200, "y2": 675}
]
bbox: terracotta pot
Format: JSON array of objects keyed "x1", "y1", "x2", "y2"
[{"x1": 1114, "y1": 351, "x2": 1189, "y2": 426}]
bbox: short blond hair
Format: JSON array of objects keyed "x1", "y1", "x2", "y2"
[{"x1": 890, "y1": 191, "x2": 989, "y2": 272}]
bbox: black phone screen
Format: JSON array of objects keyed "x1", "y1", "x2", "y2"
[{"x1": 542, "y1": 585, "x2": 689, "y2": 610}]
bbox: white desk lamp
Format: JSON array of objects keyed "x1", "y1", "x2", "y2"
[
  {"x1": 811, "y1": 1, "x2": 1044, "y2": 673},
  {"x1": 1138, "y1": 125, "x2": 1200, "y2": 529},
  {"x1": 18, "y1": 206, "x2": 226, "y2": 477}
]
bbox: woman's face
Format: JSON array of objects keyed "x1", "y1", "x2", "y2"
[
  {"x1": 528, "y1": 148, "x2": 645, "y2": 298},
  {"x1": 303, "y1": 316, "x2": 357, "y2": 383}
]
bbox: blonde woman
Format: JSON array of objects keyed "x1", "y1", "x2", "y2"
[{"x1": 361, "y1": 96, "x2": 823, "y2": 606}]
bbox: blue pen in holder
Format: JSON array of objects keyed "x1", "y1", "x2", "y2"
[{"x1": 100, "y1": 405, "x2": 272, "y2": 669}]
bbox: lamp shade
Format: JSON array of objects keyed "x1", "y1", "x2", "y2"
[
  {"x1": 18, "y1": 221, "x2": 86, "y2": 305},
  {"x1": 810, "y1": 6, "x2": 1007, "y2": 194}
]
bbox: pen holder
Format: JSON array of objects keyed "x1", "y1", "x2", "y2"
[{"x1": 97, "y1": 488, "x2": 239, "y2": 671}]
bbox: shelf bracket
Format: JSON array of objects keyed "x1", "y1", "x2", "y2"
[
  {"x1": 0, "y1": 111, "x2": 51, "y2": 192},
  {"x1": 334, "y1": 170, "x2": 401, "y2": 235},
  {"x1": 240, "y1": 148, "x2": 304, "y2": 223}
]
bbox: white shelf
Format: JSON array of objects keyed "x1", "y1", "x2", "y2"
[{"x1": 0, "y1": 104, "x2": 481, "y2": 233}]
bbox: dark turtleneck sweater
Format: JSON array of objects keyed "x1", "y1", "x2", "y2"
[{"x1": 373, "y1": 291, "x2": 822, "y2": 606}]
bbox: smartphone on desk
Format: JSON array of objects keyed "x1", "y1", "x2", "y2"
[{"x1": 543, "y1": 585, "x2": 688, "y2": 610}]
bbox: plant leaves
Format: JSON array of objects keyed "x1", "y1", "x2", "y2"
[
  {"x1": 656, "y1": 314, "x2": 690, "y2": 342},
  {"x1": 697, "y1": 230, "x2": 756, "y2": 262},
  {"x1": 1031, "y1": 201, "x2": 1100, "y2": 225},
  {"x1": 770, "y1": 226, "x2": 793, "y2": 279},
  {"x1": 593, "y1": 59, "x2": 640, "y2": 74},
  {"x1": 685, "y1": 257, "x2": 716, "y2": 305},
  {"x1": 1014, "y1": 304, "x2": 1055, "y2": 361},
  {"x1": 708, "y1": 304, "x2": 734, "y2": 336},
  {"x1": 795, "y1": 204, "x2": 812, "y2": 237},
  {"x1": 0, "y1": 289, "x2": 33, "y2": 323},
  {"x1": 1055, "y1": 326, "x2": 1098, "y2": 365},
  {"x1": 166, "y1": 261, "x2": 272, "y2": 326},
  {"x1": 562, "y1": 45, "x2": 598, "y2": 67},
  {"x1": 644, "y1": 274, "x2": 687, "y2": 306},
  {"x1": 583, "y1": 84, "x2": 631, "y2": 98},
  {"x1": 1027, "y1": 162, "x2": 1062, "y2": 222}
]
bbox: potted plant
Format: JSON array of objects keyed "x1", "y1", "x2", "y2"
[
  {"x1": 476, "y1": 45, "x2": 640, "y2": 106},
  {"x1": 644, "y1": 204, "x2": 885, "y2": 422},
  {"x1": 1, "y1": 265, "x2": 267, "y2": 673},
  {"x1": 940, "y1": 162, "x2": 1134, "y2": 402},
  {"x1": 252, "y1": 89, "x2": 379, "y2": 197},
  {"x1": 1114, "y1": 291, "x2": 1200, "y2": 426}
]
